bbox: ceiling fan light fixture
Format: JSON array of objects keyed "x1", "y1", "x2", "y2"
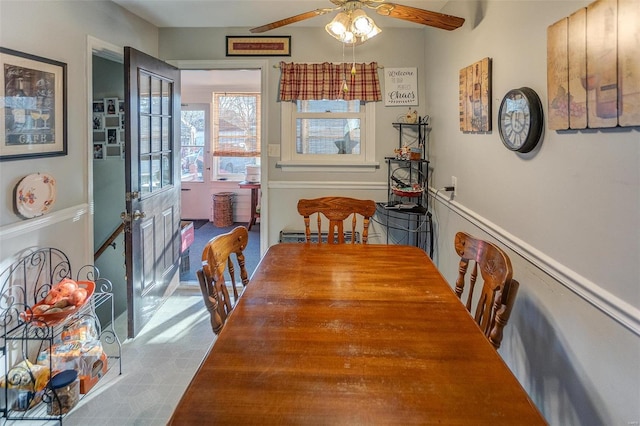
[
  {"x1": 350, "y1": 9, "x2": 375, "y2": 36},
  {"x1": 325, "y1": 12, "x2": 350, "y2": 39},
  {"x1": 361, "y1": 22, "x2": 381, "y2": 41},
  {"x1": 341, "y1": 30, "x2": 355, "y2": 44}
]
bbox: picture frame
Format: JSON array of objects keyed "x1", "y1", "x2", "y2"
[
  {"x1": 104, "y1": 97, "x2": 118, "y2": 115},
  {"x1": 226, "y1": 36, "x2": 291, "y2": 57},
  {"x1": 93, "y1": 101, "x2": 105, "y2": 113},
  {"x1": 0, "y1": 47, "x2": 67, "y2": 161},
  {"x1": 92, "y1": 113, "x2": 104, "y2": 130},
  {"x1": 106, "y1": 128, "x2": 119, "y2": 145},
  {"x1": 118, "y1": 100, "x2": 125, "y2": 114},
  {"x1": 459, "y1": 57, "x2": 492, "y2": 133},
  {"x1": 93, "y1": 143, "x2": 104, "y2": 160}
]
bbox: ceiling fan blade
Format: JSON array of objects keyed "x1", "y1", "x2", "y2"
[
  {"x1": 375, "y1": 3, "x2": 465, "y2": 31},
  {"x1": 250, "y1": 9, "x2": 335, "y2": 33}
]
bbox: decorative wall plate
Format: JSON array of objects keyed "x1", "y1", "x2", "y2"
[{"x1": 15, "y1": 173, "x2": 57, "y2": 219}]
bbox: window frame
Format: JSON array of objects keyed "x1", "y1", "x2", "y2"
[
  {"x1": 180, "y1": 103, "x2": 209, "y2": 183},
  {"x1": 278, "y1": 100, "x2": 378, "y2": 171}
]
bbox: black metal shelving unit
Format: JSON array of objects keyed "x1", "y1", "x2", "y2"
[{"x1": 378, "y1": 117, "x2": 434, "y2": 257}]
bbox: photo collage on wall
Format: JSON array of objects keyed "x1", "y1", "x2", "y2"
[{"x1": 92, "y1": 98, "x2": 125, "y2": 159}]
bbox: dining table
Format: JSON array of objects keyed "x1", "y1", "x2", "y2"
[{"x1": 169, "y1": 243, "x2": 546, "y2": 425}]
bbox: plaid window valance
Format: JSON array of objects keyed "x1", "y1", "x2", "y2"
[{"x1": 278, "y1": 62, "x2": 381, "y2": 102}]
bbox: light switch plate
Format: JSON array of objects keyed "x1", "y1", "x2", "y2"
[{"x1": 268, "y1": 144, "x2": 280, "y2": 157}]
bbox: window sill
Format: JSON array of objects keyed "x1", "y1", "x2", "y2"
[{"x1": 276, "y1": 161, "x2": 380, "y2": 172}]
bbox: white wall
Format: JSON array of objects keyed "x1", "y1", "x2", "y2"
[{"x1": 425, "y1": 1, "x2": 640, "y2": 425}]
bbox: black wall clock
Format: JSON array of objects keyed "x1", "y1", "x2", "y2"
[{"x1": 498, "y1": 87, "x2": 544, "y2": 153}]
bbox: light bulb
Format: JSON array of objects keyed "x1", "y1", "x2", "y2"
[
  {"x1": 325, "y1": 12, "x2": 350, "y2": 39},
  {"x1": 341, "y1": 31, "x2": 355, "y2": 44},
  {"x1": 350, "y1": 9, "x2": 374, "y2": 36}
]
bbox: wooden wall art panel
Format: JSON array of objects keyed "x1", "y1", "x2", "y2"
[
  {"x1": 547, "y1": 18, "x2": 569, "y2": 130},
  {"x1": 568, "y1": 9, "x2": 587, "y2": 129},
  {"x1": 459, "y1": 57, "x2": 491, "y2": 133},
  {"x1": 618, "y1": 0, "x2": 640, "y2": 127},
  {"x1": 587, "y1": 0, "x2": 618, "y2": 128},
  {"x1": 547, "y1": 0, "x2": 639, "y2": 129}
]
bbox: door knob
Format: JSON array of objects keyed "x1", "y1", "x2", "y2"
[
  {"x1": 132, "y1": 210, "x2": 146, "y2": 220},
  {"x1": 120, "y1": 210, "x2": 146, "y2": 222}
]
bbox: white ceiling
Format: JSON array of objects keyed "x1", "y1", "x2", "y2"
[{"x1": 111, "y1": 0, "x2": 450, "y2": 29}]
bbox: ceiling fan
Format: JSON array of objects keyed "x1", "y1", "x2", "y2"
[{"x1": 249, "y1": 0, "x2": 465, "y2": 34}]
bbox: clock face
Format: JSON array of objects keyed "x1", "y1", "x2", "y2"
[{"x1": 498, "y1": 87, "x2": 544, "y2": 153}]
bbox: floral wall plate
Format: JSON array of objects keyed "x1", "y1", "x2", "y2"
[{"x1": 15, "y1": 173, "x2": 57, "y2": 219}]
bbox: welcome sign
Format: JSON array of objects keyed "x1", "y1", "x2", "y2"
[{"x1": 384, "y1": 67, "x2": 418, "y2": 106}]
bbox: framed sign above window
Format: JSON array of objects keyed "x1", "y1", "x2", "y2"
[
  {"x1": 0, "y1": 47, "x2": 67, "y2": 161},
  {"x1": 226, "y1": 36, "x2": 291, "y2": 57}
]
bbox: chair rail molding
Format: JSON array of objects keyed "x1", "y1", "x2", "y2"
[
  {"x1": 0, "y1": 204, "x2": 90, "y2": 240},
  {"x1": 268, "y1": 180, "x2": 386, "y2": 191},
  {"x1": 430, "y1": 187, "x2": 640, "y2": 337}
]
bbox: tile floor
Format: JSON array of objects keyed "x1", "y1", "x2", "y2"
[{"x1": 11, "y1": 286, "x2": 214, "y2": 426}]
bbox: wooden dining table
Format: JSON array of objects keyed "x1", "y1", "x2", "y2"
[{"x1": 169, "y1": 243, "x2": 546, "y2": 425}]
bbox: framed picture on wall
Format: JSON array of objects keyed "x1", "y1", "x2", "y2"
[
  {"x1": 92, "y1": 113, "x2": 104, "y2": 130},
  {"x1": 0, "y1": 47, "x2": 67, "y2": 161},
  {"x1": 93, "y1": 143, "x2": 104, "y2": 160},
  {"x1": 118, "y1": 100, "x2": 125, "y2": 113},
  {"x1": 93, "y1": 101, "x2": 104, "y2": 113},
  {"x1": 104, "y1": 97, "x2": 118, "y2": 115},
  {"x1": 106, "y1": 127, "x2": 119, "y2": 144}
]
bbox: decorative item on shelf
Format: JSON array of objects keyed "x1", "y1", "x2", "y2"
[
  {"x1": 405, "y1": 108, "x2": 418, "y2": 123},
  {"x1": 393, "y1": 145, "x2": 422, "y2": 160},
  {"x1": 408, "y1": 146, "x2": 421, "y2": 160},
  {"x1": 20, "y1": 279, "x2": 95, "y2": 326},
  {"x1": 392, "y1": 183, "x2": 424, "y2": 198}
]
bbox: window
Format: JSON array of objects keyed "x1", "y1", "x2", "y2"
[
  {"x1": 280, "y1": 99, "x2": 376, "y2": 170},
  {"x1": 213, "y1": 93, "x2": 260, "y2": 179},
  {"x1": 180, "y1": 105, "x2": 207, "y2": 183}
]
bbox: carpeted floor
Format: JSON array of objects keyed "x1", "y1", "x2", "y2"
[{"x1": 179, "y1": 221, "x2": 261, "y2": 283}]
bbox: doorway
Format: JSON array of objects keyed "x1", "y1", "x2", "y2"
[{"x1": 179, "y1": 68, "x2": 263, "y2": 284}]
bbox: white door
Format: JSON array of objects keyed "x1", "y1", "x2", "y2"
[{"x1": 180, "y1": 103, "x2": 212, "y2": 219}]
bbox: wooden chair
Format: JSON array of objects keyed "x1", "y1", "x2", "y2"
[
  {"x1": 454, "y1": 231, "x2": 519, "y2": 349},
  {"x1": 297, "y1": 197, "x2": 377, "y2": 244},
  {"x1": 197, "y1": 226, "x2": 250, "y2": 334}
]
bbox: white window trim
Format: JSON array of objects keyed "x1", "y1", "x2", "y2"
[{"x1": 277, "y1": 101, "x2": 378, "y2": 172}]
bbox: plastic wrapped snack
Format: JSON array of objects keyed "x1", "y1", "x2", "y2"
[{"x1": 0, "y1": 360, "x2": 50, "y2": 411}]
